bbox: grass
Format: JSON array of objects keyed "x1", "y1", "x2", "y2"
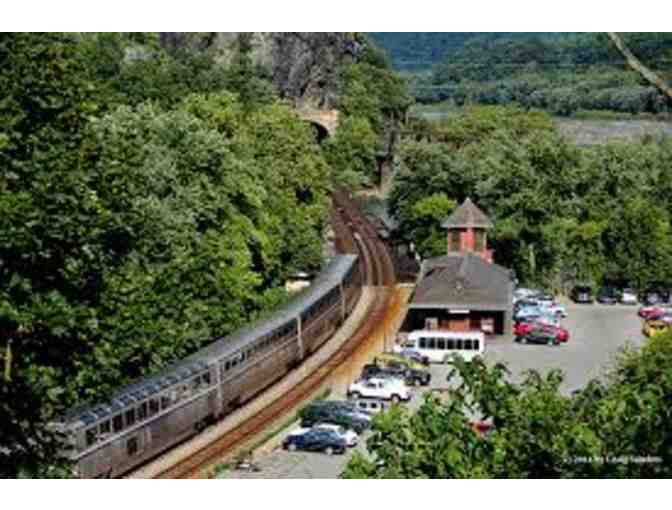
[
  {"x1": 410, "y1": 103, "x2": 672, "y2": 123},
  {"x1": 209, "y1": 387, "x2": 333, "y2": 478},
  {"x1": 569, "y1": 109, "x2": 672, "y2": 122}
]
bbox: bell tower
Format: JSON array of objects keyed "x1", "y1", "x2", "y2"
[{"x1": 441, "y1": 198, "x2": 494, "y2": 263}]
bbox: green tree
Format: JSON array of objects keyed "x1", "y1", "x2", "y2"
[
  {"x1": 323, "y1": 116, "x2": 379, "y2": 187},
  {"x1": 603, "y1": 197, "x2": 672, "y2": 290},
  {"x1": 397, "y1": 194, "x2": 456, "y2": 258},
  {"x1": 344, "y1": 332, "x2": 672, "y2": 478}
]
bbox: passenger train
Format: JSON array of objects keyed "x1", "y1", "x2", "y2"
[{"x1": 55, "y1": 254, "x2": 361, "y2": 478}]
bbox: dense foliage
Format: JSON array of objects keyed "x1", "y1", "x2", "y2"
[
  {"x1": 324, "y1": 36, "x2": 413, "y2": 187},
  {"x1": 367, "y1": 33, "x2": 559, "y2": 71},
  {"x1": 402, "y1": 33, "x2": 672, "y2": 116},
  {"x1": 390, "y1": 106, "x2": 672, "y2": 291},
  {"x1": 0, "y1": 32, "x2": 350, "y2": 476},
  {"x1": 344, "y1": 331, "x2": 672, "y2": 478}
]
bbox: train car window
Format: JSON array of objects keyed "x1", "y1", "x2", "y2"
[
  {"x1": 86, "y1": 428, "x2": 97, "y2": 447},
  {"x1": 179, "y1": 384, "x2": 190, "y2": 400},
  {"x1": 161, "y1": 395, "x2": 172, "y2": 410},
  {"x1": 125, "y1": 409, "x2": 136, "y2": 427},
  {"x1": 137, "y1": 402, "x2": 148, "y2": 421},
  {"x1": 447, "y1": 339, "x2": 455, "y2": 350},
  {"x1": 149, "y1": 399, "x2": 160, "y2": 416},
  {"x1": 127, "y1": 437, "x2": 138, "y2": 457},
  {"x1": 225, "y1": 361, "x2": 231, "y2": 371},
  {"x1": 419, "y1": 338, "x2": 427, "y2": 349},
  {"x1": 464, "y1": 339, "x2": 473, "y2": 350},
  {"x1": 456, "y1": 339, "x2": 464, "y2": 350},
  {"x1": 99, "y1": 420, "x2": 111, "y2": 438},
  {"x1": 112, "y1": 414, "x2": 123, "y2": 433},
  {"x1": 203, "y1": 372, "x2": 211, "y2": 385},
  {"x1": 437, "y1": 339, "x2": 446, "y2": 350},
  {"x1": 474, "y1": 340, "x2": 480, "y2": 351}
]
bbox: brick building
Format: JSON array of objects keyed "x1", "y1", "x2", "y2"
[{"x1": 404, "y1": 198, "x2": 513, "y2": 336}]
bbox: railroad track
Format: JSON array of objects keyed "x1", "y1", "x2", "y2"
[
  {"x1": 332, "y1": 189, "x2": 395, "y2": 287},
  {"x1": 145, "y1": 189, "x2": 396, "y2": 479}
]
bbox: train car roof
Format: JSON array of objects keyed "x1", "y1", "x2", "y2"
[{"x1": 61, "y1": 254, "x2": 358, "y2": 428}]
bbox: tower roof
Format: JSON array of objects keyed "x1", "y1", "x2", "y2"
[{"x1": 441, "y1": 198, "x2": 493, "y2": 229}]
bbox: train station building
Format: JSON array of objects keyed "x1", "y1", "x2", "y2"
[{"x1": 403, "y1": 198, "x2": 514, "y2": 336}]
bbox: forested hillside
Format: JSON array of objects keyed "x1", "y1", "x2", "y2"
[
  {"x1": 390, "y1": 106, "x2": 672, "y2": 291},
  {"x1": 367, "y1": 33, "x2": 566, "y2": 71},
  {"x1": 371, "y1": 32, "x2": 672, "y2": 116},
  {"x1": 422, "y1": 33, "x2": 672, "y2": 115},
  {"x1": 0, "y1": 32, "x2": 409, "y2": 476}
]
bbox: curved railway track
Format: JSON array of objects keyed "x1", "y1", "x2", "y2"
[{"x1": 148, "y1": 189, "x2": 396, "y2": 478}]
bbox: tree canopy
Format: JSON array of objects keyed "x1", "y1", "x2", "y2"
[
  {"x1": 390, "y1": 105, "x2": 672, "y2": 291},
  {"x1": 392, "y1": 33, "x2": 672, "y2": 116},
  {"x1": 344, "y1": 331, "x2": 672, "y2": 478},
  {"x1": 0, "y1": 33, "x2": 345, "y2": 476}
]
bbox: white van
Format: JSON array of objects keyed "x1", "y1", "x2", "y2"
[{"x1": 396, "y1": 330, "x2": 485, "y2": 363}]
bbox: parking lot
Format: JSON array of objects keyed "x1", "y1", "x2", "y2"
[
  {"x1": 488, "y1": 302, "x2": 645, "y2": 394},
  {"x1": 223, "y1": 302, "x2": 646, "y2": 479}
]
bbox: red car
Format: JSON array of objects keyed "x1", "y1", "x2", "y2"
[
  {"x1": 513, "y1": 322, "x2": 570, "y2": 342},
  {"x1": 638, "y1": 305, "x2": 667, "y2": 320}
]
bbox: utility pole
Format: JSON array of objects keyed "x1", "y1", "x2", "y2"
[{"x1": 3, "y1": 339, "x2": 12, "y2": 382}]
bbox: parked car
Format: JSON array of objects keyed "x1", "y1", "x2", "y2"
[
  {"x1": 514, "y1": 306, "x2": 542, "y2": 322},
  {"x1": 516, "y1": 328, "x2": 563, "y2": 346},
  {"x1": 514, "y1": 306, "x2": 560, "y2": 326},
  {"x1": 282, "y1": 428, "x2": 347, "y2": 455},
  {"x1": 513, "y1": 322, "x2": 569, "y2": 343},
  {"x1": 537, "y1": 300, "x2": 567, "y2": 318},
  {"x1": 394, "y1": 347, "x2": 430, "y2": 366},
  {"x1": 596, "y1": 287, "x2": 619, "y2": 305},
  {"x1": 347, "y1": 377, "x2": 410, "y2": 403},
  {"x1": 287, "y1": 423, "x2": 358, "y2": 447},
  {"x1": 535, "y1": 311, "x2": 561, "y2": 327},
  {"x1": 638, "y1": 305, "x2": 667, "y2": 320},
  {"x1": 368, "y1": 353, "x2": 431, "y2": 386},
  {"x1": 641, "y1": 290, "x2": 662, "y2": 306},
  {"x1": 643, "y1": 317, "x2": 672, "y2": 338},
  {"x1": 514, "y1": 299, "x2": 541, "y2": 312},
  {"x1": 620, "y1": 288, "x2": 638, "y2": 305},
  {"x1": 348, "y1": 397, "x2": 390, "y2": 415},
  {"x1": 570, "y1": 285, "x2": 594, "y2": 304},
  {"x1": 659, "y1": 289, "x2": 672, "y2": 304},
  {"x1": 299, "y1": 402, "x2": 371, "y2": 433},
  {"x1": 535, "y1": 293, "x2": 555, "y2": 305},
  {"x1": 360, "y1": 365, "x2": 408, "y2": 384},
  {"x1": 513, "y1": 288, "x2": 541, "y2": 303}
]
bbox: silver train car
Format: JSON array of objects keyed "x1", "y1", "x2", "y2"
[{"x1": 55, "y1": 254, "x2": 361, "y2": 478}]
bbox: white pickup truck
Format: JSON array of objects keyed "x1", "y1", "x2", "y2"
[{"x1": 347, "y1": 377, "x2": 410, "y2": 403}]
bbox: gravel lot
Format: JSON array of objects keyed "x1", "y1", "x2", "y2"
[{"x1": 224, "y1": 302, "x2": 645, "y2": 479}]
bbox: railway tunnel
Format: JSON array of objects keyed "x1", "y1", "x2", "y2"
[{"x1": 296, "y1": 107, "x2": 340, "y2": 142}]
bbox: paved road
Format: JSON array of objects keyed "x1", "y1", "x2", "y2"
[{"x1": 224, "y1": 303, "x2": 645, "y2": 479}]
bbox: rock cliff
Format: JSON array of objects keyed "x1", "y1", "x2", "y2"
[{"x1": 159, "y1": 32, "x2": 363, "y2": 109}]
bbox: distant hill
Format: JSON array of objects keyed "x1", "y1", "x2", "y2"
[
  {"x1": 367, "y1": 33, "x2": 568, "y2": 71},
  {"x1": 370, "y1": 32, "x2": 672, "y2": 116}
]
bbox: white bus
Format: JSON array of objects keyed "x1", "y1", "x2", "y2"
[{"x1": 397, "y1": 330, "x2": 485, "y2": 363}]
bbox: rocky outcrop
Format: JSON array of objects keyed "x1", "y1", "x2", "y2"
[{"x1": 159, "y1": 32, "x2": 362, "y2": 109}]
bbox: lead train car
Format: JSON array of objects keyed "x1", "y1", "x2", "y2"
[{"x1": 56, "y1": 254, "x2": 361, "y2": 478}]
